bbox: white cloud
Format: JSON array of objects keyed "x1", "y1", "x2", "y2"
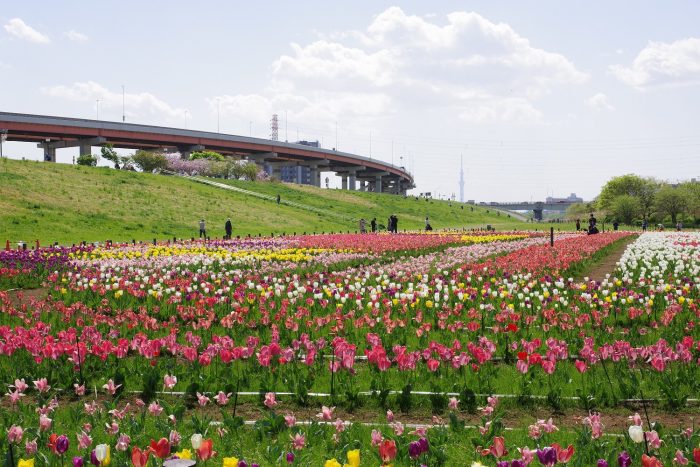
[
  {"x1": 40, "y1": 81, "x2": 187, "y2": 121},
  {"x1": 64, "y1": 30, "x2": 88, "y2": 42},
  {"x1": 585, "y1": 92, "x2": 615, "y2": 111},
  {"x1": 610, "y1": 37, "x2": 700, "y2": 88},
  {"x1": 214, "y1": 7, "x2": 587, "y2": 127},
  {"x1": 3, "y1": 18, "x2": 50, "y2": 44}
]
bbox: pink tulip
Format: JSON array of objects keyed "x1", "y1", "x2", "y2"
[
  {"x1": 163, "y1": 374, "x2": 177, "y2": 390},
  {"x1": 33, "y1": 378, "x2": 50, "y2": 393},
  {"x1": 290, "y1": 433, "x2": 306, "y2": 450},
  {"x1": 7, "y1": 425, "x2": 24, "y2": 444},
  {"x1": 317, "y1": 405, "x2": 334, "y2": 421},
  {"x1": 264, "y1": 392, "x2": 277, "y2": 408},
  {"x1": 448, "y1": 397, "x2": 459, "y2": 410},
  {"x1": 102, "y1": 379, "x2": 121, "y2": 395},
  {"x1": 370, "y1": 429, "x2": 383, "y2": 446}
]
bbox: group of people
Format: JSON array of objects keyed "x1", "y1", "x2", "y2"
[
  {"x1": 575, "y1": 214, "x2": 600, "y2": 235},
  {"x1": 198, "y1": 218, "x2": 233, "y2": 239},
  {"x1": 358, "y1": 215, "x2": 400, "y2": 233}
]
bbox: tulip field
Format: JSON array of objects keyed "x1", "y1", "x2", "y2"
[{"x1": 1, "y1": 230, "x2": 699, "y2": 466}]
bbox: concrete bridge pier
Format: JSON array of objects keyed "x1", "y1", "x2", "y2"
[
  {"x1": 178, "y1": 144, "x2": 205, "y2": 160},
  {"x1": 43, "y1": 145, "x2": 56, "y2": 162},
  {"x1": 37, "y1": 136, "x2": 106, "y2": 163},
  {"x1": 341, "y1": 175, "x2": 348, "y2": 190}
]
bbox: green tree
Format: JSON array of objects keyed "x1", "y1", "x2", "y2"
[
  {"x1": 131, "y1": 150, "x2": 168, "y2": 172},
  {"x1": 598, "y1": 174, "x2": 659, "y2": 220},
  {"x1": 610, "y1": 194, "x2": 641, "y2": 225},
  {"x1": 565, "y1": 202, "x2": 597, "y2": 221},
  {"x1": 655, "y1": 185, "x2": 689, "y2": 224},
  {"x1": 678, "y1": 182, "x2": 700, "y2": 222},
  {"x1": 241, "y1": 161, "x2": 260, "y2": 181},
  {"x1": 100, "y1": 144, "x2": 120, "y2": 169},
  {"x1": 76, "y1": 153, "x2": 98, "y2": 166}
]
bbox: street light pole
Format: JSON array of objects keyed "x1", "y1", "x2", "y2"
[
  {"x1": 217, "y1": 98, "x2": 220, "y2": 133},
  {"x1": 0, "y1": 130, "x2": 7, "y2": 158},
  {"x1": 185, "y1": 110, "x2": 189, "y2": 129},
  {"x1": 122, "y1": 85, "x2": 125, "y2": 122},
  {"x1": 96, "y1": 99, "x2": 100, "y2": 120}
]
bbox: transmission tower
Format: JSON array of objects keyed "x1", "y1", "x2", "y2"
[
  {"x1": 459, "y1": 154, "x2": 465, "y2": 203},
  {"x1": 270, "y1": 114, "x2": 279, "y2": 141}
]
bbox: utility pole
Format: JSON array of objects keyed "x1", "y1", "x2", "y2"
[
  {"x1": 335, "y1": 121, "x2": 338, "y2": 150},
  {"x1": 96, "y1": 99, "x2": 100, "y2": 120},
  {"x1": 217, "y1": 98, "x2": 221, "y2": 133},
  {"x1": 0, "y1": 129, "x2": 6, "y2": 158}
]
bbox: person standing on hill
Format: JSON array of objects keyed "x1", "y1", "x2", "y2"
[
  {"x1": 387, "y1": 215, "x2": 393, "y2": 233},
  {"x1": 391, "y1": 215, "x2": 398, "y2": 233},
  {"x1": 199, "y1": 219, "x2": 206, "y2": 238},
  {"x1": 370, "y1": 218, "x2": 377, "y2": 232},
  {"x1": 225, "y1": 218, "x2": 232, "y2": 239},
  {"x1": 575, "y1": 219, "x2": 581, "y2": 231},
  {"x1": 359, "y1": 218, "x2": 366, "y2": 234},
  {"x1": 276, "y1": 194, "x2": 281, "y2": 205}
]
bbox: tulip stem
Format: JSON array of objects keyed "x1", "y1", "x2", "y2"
[{"x1": 8, "y1": 442, "x2": 14, "y2": 467}]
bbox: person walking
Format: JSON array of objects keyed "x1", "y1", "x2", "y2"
[
  {"x1": 642, "y1": 219, "x2": 648, "y2": 232},
  {"x1": 359, "y1": 218, "x2": 366, "y2": 234},
  {"x1": 613, "y1": 220, "x2": 619, "y2": 231},
  {"x1": 392, "y1": 215, "x2": 399, "y2": 233},
  {"x1": 575, "y1": 219, "x2": 581, "y2": 231},
  {"x1": 387, "y1": 215, "x2": 393, "y2": 233},
  {"x1": 199, "y1": 219, "x2": 206, "y2": 238},
  {"x1": 370, "y1": 218, "x2": 377, "y2": 233},
  {"x1": 225, "y1": 218, "x2": 232, "y2": 239},
  {"x1": 276, "y1": 194, "x2": 281, "y2": 205},
  {"x1": 425, "y1": 216, "x2": 430, "y2": 230}
]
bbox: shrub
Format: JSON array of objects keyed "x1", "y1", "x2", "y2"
[
  {"x1": 76, "y1": 154, "x2": 98, "y2": 166},
  {"x1": 190, "y1": 150, "x2": 224, "y2": 161},
  {"x1": 132, "y1": 150, "x2": 168, "y2": 172}
]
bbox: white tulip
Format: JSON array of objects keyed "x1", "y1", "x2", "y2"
[
  {"x1": 190, "y1": 433, "x2": 202, "y2": 450},
  {"x1": 628, "y1": 425, "x2": 645, "y2": 443}
]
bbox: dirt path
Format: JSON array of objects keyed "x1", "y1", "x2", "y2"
[
  {"x1": 4, "y1": 287, "x2": 49, "y2": 308},
  {"x1": 584, "y1": 235, "x2": 637, "y2": 283}
]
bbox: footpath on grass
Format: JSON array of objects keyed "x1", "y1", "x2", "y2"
[{"x1": 575, "y1": 234, "x2": 638, "y2": 282}]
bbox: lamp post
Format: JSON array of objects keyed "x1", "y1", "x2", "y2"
[
  {"x1": 216, "y1": 98, "x2": 220, "y2": 133},
  {"x1": 96, "y1": 99, "x2": 100, "y2": 120},
  {"x1": 185, "y1": 110, "x2": 189, "y2": 129},
  {"x1": 121, "y1": 85, "x2": 125, "y2": 122},
  {"x1": 0, "y1": 129, "x2": 7, "y2": 158}
]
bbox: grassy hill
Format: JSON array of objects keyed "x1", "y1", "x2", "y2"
[{"x1": 0, "y1": 158, "x2": 530, "y2": 244}]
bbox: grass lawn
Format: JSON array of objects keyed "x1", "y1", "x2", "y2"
[{"x1": 0, "y1": 158, "x2": 557, "y2": 244}]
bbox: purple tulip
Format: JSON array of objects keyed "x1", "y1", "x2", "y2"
[
  {"x1": 286, "y1": 451, "x2": 295, "y2": 464},
  {"x1": 536, "y1": 447, "x2": 557, "y2": 466},
  {"x1": 496, "y1": 462, "x2": 510, "y2": 467},
  {"x1": 512, "y1": 461, "x2": 525, "y2": 467},
  {"x1": 90, "y1": 450, "x2": 99, "y2": 466},
  {"x1": 238, "y1": 461, "x2": 248, "y2": 467},
  {"x1": 417, "y1": 437, "x2": 429, "y2": 453},
  {"x1": 252, "y1": 464, "x2": 259, "y2": 467},
  {"x1": 408, "y1": 441, "x2": 422, "y2": 459},
  {"x1": 597, "y1": 460, "x2": 608, "y2": 467},
  {"x1": 618, "y1": 451, "x2": 631, "y2": 467},
  {"x1": 73, "y1": 457, "x2": 84, "y2": 467},
  {"x1": 56, "y1": 435, "x2": 69, "y2": 455}
]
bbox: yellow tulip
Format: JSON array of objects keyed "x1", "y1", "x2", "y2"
[
  {"x1": 176, "y1": 449, "x2": 193, "y2": 460},
  {"x1": 346, "y1": 449, "x2": 360, "y2": 467},
  {"x1": 325, "y1": 459, "x2": 342, "y2": 467},
  {"x1": 18, "y1": 459, "x2": 35, "y2": 467},
  {"x1": 222, "y1": 457, "x2": 239, "y2": 467}
]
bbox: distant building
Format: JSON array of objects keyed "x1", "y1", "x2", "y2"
[
  {"x1": 272, "y1": 140, "x2": 318, "y2": 184},
  {"x1": 546, "y1": 193, "x2": 583, "y2": 204},
  {"x1": 279, "y1": 165, "x2": 311, "y2": 184}
]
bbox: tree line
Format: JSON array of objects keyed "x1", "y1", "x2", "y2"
[{"x1": 566, "y1": 174, "x2": 700, "y2": 226}]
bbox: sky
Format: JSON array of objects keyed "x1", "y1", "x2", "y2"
[{"x1": 1, "y1": 1, "x2": 699, "y2": 201}]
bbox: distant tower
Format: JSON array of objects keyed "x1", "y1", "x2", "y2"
[
  {"x1": 459, "y1": 154, "x2": 465, "y2": 203},
  {"x1": 270, "y1": 114, "x2": 279, "y2": 141}
]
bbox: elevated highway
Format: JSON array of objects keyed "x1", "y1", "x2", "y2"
[{"x1": 0, "y1": 112, "x2": 414, "y2": 194}]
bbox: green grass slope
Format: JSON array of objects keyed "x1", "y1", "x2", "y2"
[{"x1": 0, "y1": 159, "x2": 527, "y2": 244}]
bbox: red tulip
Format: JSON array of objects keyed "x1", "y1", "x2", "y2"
[
  {"x1": 131, "y1": 447, "x2": 150, "y2": 467},
  {"x1": 196, "y1": 439, "x2": 215, "y2": 461},
  {"x1": 552, "y1": 443, "x2": 575, "y2": 463},
  {"x1": 641, "y1": 454, "x2": 663, "y2": 467},
  {"x1": 148, "y1": 438, "x2": 170, "y2": 459},
  {"x1": 378, "y1": 439, "x2": 397, "y2": 463},
  {"x1": 693, "y1": 448, "x2": 700, "y2": 464},
  {"x1": 48, "y1": 433, "x2": 58, "y2": 454}
]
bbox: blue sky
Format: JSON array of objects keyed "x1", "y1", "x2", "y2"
[{"x1": 2, "y1": 1, "x2": 699, "y2": 201}]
